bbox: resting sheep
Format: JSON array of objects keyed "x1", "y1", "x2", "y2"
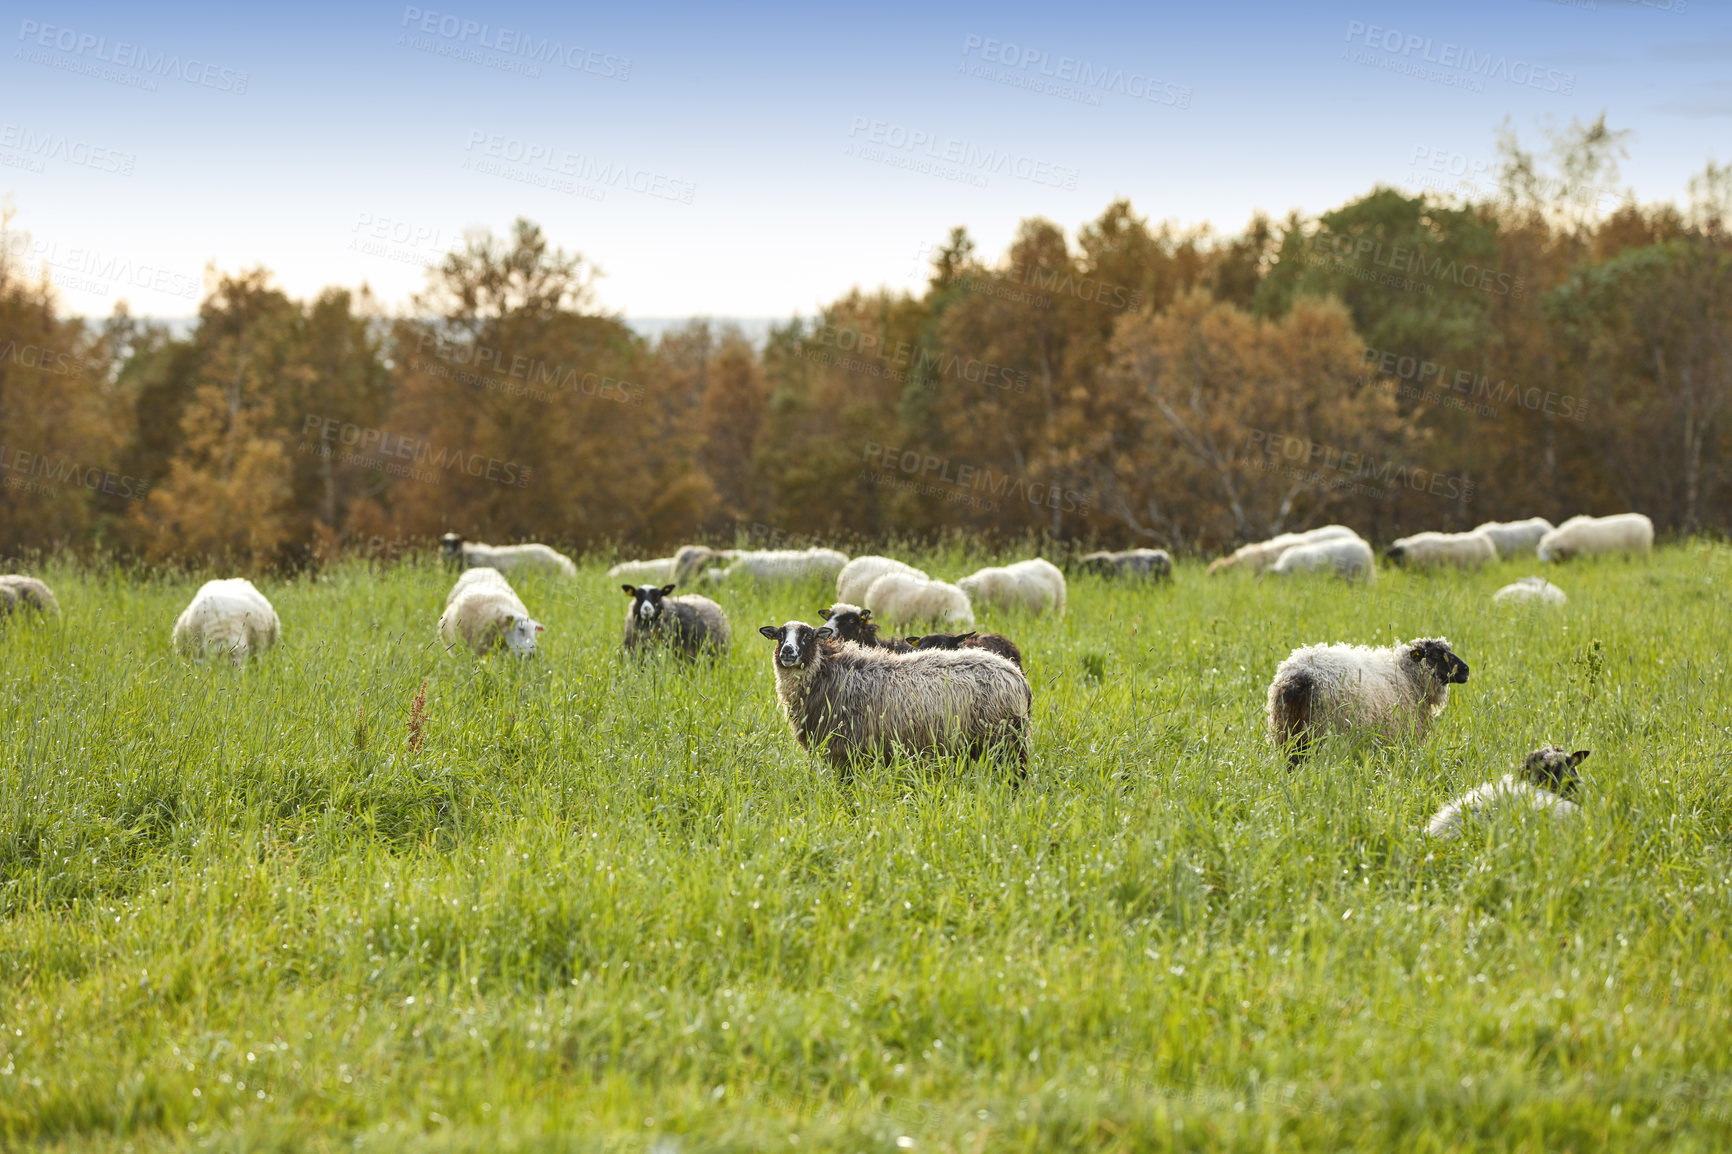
[
  {"x1": 1385, "y1": 530, "x2": 1499, "y2": 570},
  {"x1": 819, "y1": 602, "x2": 914, "y2": 652},
  {"x1": 1493, "y1": 576, "x2": 1568, "y2": 606},
  {"x1": 0, "y1": 575, "x2": 60, "y2": 620},
  {"x1": 1473, "y1": 518, "x2": 1554, "y2": 559},
  {"x1": 704, "y1": 547, "x2": 849, "y2": 586},
  {"x1": 904, "y1": 630, "x2": 1024, "y2": 669},
  {"x1": 1268, "y1": 536, "x2": 1376, "y2": 582},
  {"x1": 439, "y1": 573, "x2": 542, "y2": 656},
  {"x1": 956, "y1": 558, "x2": 1066, "y2": 617},
  {"x1": 1266, "y1": 637, "x2": 1470, "y2": 765},
  {"x1": 622, "y1": 583, "x2": 730, "y2": 660},
  {"x1": 172, "y1": 578, "x2": 281, "y2": 665},
  {"x1": 836, "y1": 556, "x2": 929, "y2": 604},
  {"x1": 441, "y1": 533, "x2": 578, "y2": 579},
  {"x1": 863, "y1": 573, "x2": 974, "y2": 629},
  {"x1": 1537, "y1": 513, "x2": 1654, "y2": 562},
  {"x1": 606, "y1": 545, "x2": 721, "y2": 587},
  {"x1": 1208, "y1": 525, "x2": 1359, "y2": 575},
  {"x1": 1426, "y1": 747, "x2": 1587, "y2": 839},
  {"x1": 758, "y1": 620, "x2": 1031, "y2": 772},
  {"x1": 1075, "y1": 549, "x2": 1172, "y2": 581}
]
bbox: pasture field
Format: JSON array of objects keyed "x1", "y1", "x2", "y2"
[{"x1": 1, "y1": 543, "x2": 1730, "y2": 1152}]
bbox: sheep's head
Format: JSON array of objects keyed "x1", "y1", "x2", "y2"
[
  {"x1": 818, "y1": 603, "x2": 872, "y2": 644},
  {"x1": 759, "y1": 621, "x2": 827, "y2": 669},
  {"x1": 440, "y1": 532, "x2": 464, "y2": 564},
  {"x1": 1407, "y1": 638, "x2": 1470, "y2": 685},
  {"x1": 502, "y1": 614, "x2": 544, "y2": 655},
  {"x1": 624, "y1": 583, "x2": 678, "y2": 624},
  {"x1": 1520, "y1": 746, "x2": 1589, "y2": 797},
  {"x1": 1384, "y1": 544, "x2": 1409, "y2": 567}
]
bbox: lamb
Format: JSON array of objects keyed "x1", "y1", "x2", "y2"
[
  {"x1": 1075, "y1": 549, "x2": 1172, "y2": 581},
  {"x1": 1537, "y1": 513, "x2": 1654, "y2": 562},
  {"x1": 439, "y1": 574, "x2": 543, "y2": 657},
  {"x1": 622, "y1": 583, "x2": 730, "y2": 660},
  {"x1": 605, "y1": 545, "x2": 721, "y2": 587},
  {"x1": 1266, "y1": 637, "x2": 1470, "y2": 766},
  {"x1": 1492, "y1": 576, "x2": 1568, "y2": 606},
  {"x1": 703, "y1": 547, "x2": 849, "y2": 586},
  {"x1": 1208, "y1": 525, "x2": 1359, "y2": 575},
  {"x1": 819, "y1": 602, "x2": 914, "y2": 652},
  {"x1": 0, "y1": 575, "x2": 60, "y2": 620},
  {"x1": 956, "y1": 558, "x2": 1066, "y2": 617},
  {"x1": 1426, "y1": 747, "x2": 1588, "y2": 839},
  {"x1": 836, "y1": 555, "x2": 929, "y2": 604},
  {"x1": 758, "y1": 620, "x2": 1031, "y2": 772},
  {"x1": 904, "y1": 630, "x2": 1024, "y2": 669},
  {"x1": 1385, "y1": 530, "x2": 1499, "y2": 570},
  {"x1": 1268, "y1": 536, "x2": 1376, "y2": 582},
  {"x1": 1473, "y1": 518, "x2": 1554, "y2": 559},
  {"x1": 441, "y1": 533, "x2": 578, "y2": 579},
  {"x1": 172, "y1": 578, "x2": 281, "y2": 665},
  {"x1": 862, "y1": 572, "x2": 974, "y2": 629}
]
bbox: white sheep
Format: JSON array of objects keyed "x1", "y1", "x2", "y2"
[
  {"x1": 1385, "y1": 530, "x2": 1499, "y2": 570},
  {"x1": 438, "y1": 572, "x2": 542, "y2": 656},
  {"x1": 1492, "y1": 576, "x2": 1568, "y2": 606},
  {"x1": 704, "y1": 547, "x2": 849, "y2": 585},
  {"x1": 1537, "y1": 513, "x2": 1654, "y2": 562},
  {"x1": 836, "y1": 556, "x2": 929, "y2": 604},
  {"x1": 1208, "y1": 525, "x2": 1359, "y2": 575},
  {"x1": 441, "y1": 533, "x2": 578, "y2": 579},
  {"x1": 1472, "y1": 518, "x2": 1554, "y2": 559},
  {"x1": 863, "y1": 573, "x2": 974, "y2": 629},
  {"x1": 1426, "y1": 747, "x2": 1587, "y2": 839},
  {"x1": 1268, "y1": 536, "x2": 1376, "y2": 582},
  {"x1": 606, "y1": 545, "x2": 720, "y2": 587},
  {"x1": 0, "y1": 575, "x2": 60, "y2": 620},
  {"x1": 444, "y1": 566, "x2": 512, "y2": 608},
  {"x1": 172, "y1": 578, "x2": 281, "y2": 665},
  {"x1": 1266, "y1": 637, "x2": 1470, "y2": 765},
  {"x1": 956, "y1": 558, "x2": 1066, "y2": 617}
]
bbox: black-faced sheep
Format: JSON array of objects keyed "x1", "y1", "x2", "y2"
[
  {"x1": 441, "y1": 532, "x2": 578, "y2": 578},
  {"x1": 0, "y1": 575, "x2": 60, "y2": 620},
  {"x1": 819, "y1": 602, "x2": 914, "y2": 652},
  {"x1": 1075, "y1": 549, "x2": 1172, "y2": 581},
  {"x1": 1426, "y1": 747, "x2": 1587, "y2": 839},
  {"x1": 1266, "y1": 637, "x2": 1470, "y2": 766},
  {"x1": 622, "y1": 584, "x2": 730, "y2": 660},
  {"x1": 1385, "y1": 530, "x2": 1499, "y2": 569},
  {"x1": 903, "y1": 630, "x2": 1024, "y2": 669}
]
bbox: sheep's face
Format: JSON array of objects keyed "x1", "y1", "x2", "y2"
[
  {"x1": 440, "y1": 533, "x2": 464, "y2": 564},
  {"x1": 1407, "y1": 638, "x2": 1470, "y2": 685},
  {"x1": 758, "y1": 621, "x2": 825, "y2": 669},
  {"x1": 1384, "y1": 545, "x2": 1408, "y2": 567},
  {"x1": 1521, "y1": 746, "x2": 1589, "y2": 797},
  {"x1": 624, "y1": 583, "x2": 679, "y2": 624},
  {"x1": 503, "y1": 614, "x2": 544, "y2": 655},
  {"x1": 818, "y1": 603, "x2": 871, "y2": 644}
]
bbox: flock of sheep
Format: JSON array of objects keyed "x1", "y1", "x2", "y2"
[{"x1": 0, "y1": 511, "x2": 1655, "y2": 837}]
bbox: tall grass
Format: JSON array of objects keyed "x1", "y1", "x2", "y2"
[{"x1": 1, "y1": 544, "x2": 1729, "y2": 1151}]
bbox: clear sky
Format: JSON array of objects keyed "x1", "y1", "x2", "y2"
[{"x1": 2, "y1": 1, "x2": 1727, "y2": 322}]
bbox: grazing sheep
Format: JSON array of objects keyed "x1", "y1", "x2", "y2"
[
  {"x1": 441, "y1": 533, "x2": 578, "y2": 579},
  {"x1": 758, "y1": 620, "x2": 1031, "y2": 772},
  {"x1": 904, "y1": 630, "x2": 1024, "y2": 669},
  {"x1": 1493, "y1": 576, "x2": 1568, "y2": 606},
  {"x1": 1076, "y1": 549, "x2": 1172, "y2": 581},
  {"x1": 1537, "y1": 513, "x2": 1654, "y2": 563},
  {"x1": 1473, "y1": 518, "x2": 1554, "y2": 559},
  {"x1": 439, "y1": 575, "x2": 543, "y2": 657},
  {"x1": 1385, "y1": 530, "x2": 1499, "y2": 570},
  {"x1": 1266, "y1": 637, "x2": 1470, "y2": 766},
  {"x1": 1426, "y1": 747, "x2": 1588, "y2": 839},
  {"x1": 444, "y1": 565, "x2": 513, "y2": 608},
  {"x1": 1208, "y1": 525, "x2": 1359, "y2": 575},
  {"x1": 819, "y1": 602, "x2": 914, "y2": 652},
  {"x1": 956, "y1": 558, "x2": 1066, "y2": 617},
  {"x1": 704, "y1": 547, "x2": 849, "y2": 586},
  {"x1": 605, "y1": 545, "x2": 721, "y2": 587},
  {"x1": 622, "y1": 583, "x2": 730, "y2": 660},
  {"x1": 0, "y1": 575, "x2": 60, "y2": 620},
  {"x1": 863, "y1": 573, "x2": 974, "y2": 629},
  {"x1": 1268, "y1": 536, "x2": 1376, "y2": 582},
  {"x1": 172, "y1": 578, "x2": 281, "y2": 665},
  {"x1": 836, "y1": 555, "x2": 929, "y2": 604}
]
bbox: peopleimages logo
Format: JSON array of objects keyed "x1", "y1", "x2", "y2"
[
  {"x1": 846, "y1": 117, "x2": 1080, "y2": 190},
  {"x1": 300, "y1": 415, "x2": 532, "y2": 488},
  {"x1": 862, "y1": 442, "x2": 1092, "y2": 517},
  {"x1": 1362, "y1": 346, "x2": 1590, "y2": 423},
  {"x1": 1307, "y1": 233, "x2": 1524, "y2": 298},
  {"x1": 0, "y1": 443, "x2": 149, "y2": 502},
  {"x1": 960, "y1": 34, "x2": 1192, "y2": 109},
  {"x1": 398, "y1": 7, "x2": 630, "y2": 79},
  {"x1": 1243, "y1": 428, "x2": 1475, "y2": 503},
  {"x1": 16, "y1": 19, "x2": 249, "y2": 93},
  {"x1": 1342, "y1": 21, "x2": 1575, "y2": 95}
]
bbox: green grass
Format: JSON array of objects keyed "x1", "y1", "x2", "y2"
[{"x1": 1, "y1": 544, "x2": 1730, "y2": 1151}]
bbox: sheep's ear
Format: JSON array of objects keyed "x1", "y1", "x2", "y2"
[
  {"x1": 1569, "y1": 750, "x2": 1591, "y2": 766},
  {"x1": 860, "y1": 609, "x2": 873, "y2": 621},
  {"x1": 818, "y1": 608, "x2": 832, "y2": 620},
  {"x1": 1408, "y1": 647, "x2": 1425, "y2": 660},
  {"x1": 622, "y1": 585, "x2": 637, "y2": 596},
  {"x1": 758, "y1": 626, "x2": 780, "y2": 641},
  {"x1": 660, "y1": 583, "x2": 677, "y2": 595},
  {"x1": 959, "y1": 632, "x2": 979, "y2": 641},
  {"x1": 903, "y1": 637, "x2": 920, "y2": 648},
  {"x1": 816, "y1": 625, "x2": 836, "y2": 639}
]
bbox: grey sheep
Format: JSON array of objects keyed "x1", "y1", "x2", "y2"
[
  {"x1": 623, "y1": 583, "x2": 730, "y2": 660},
  {"x1": 819, "y1": 602, "x2": 914, "y2": 652},
  {"x1": 1267, "y1": 637, "x2": 1470, "y2": 766},
  {"x1": 903, "y1": 630, "x2": 1024, "y2": 670}
]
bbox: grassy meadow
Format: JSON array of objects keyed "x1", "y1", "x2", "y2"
[{"x1": 1, "y1": 543, "x2": 1730, "y2": 1151}]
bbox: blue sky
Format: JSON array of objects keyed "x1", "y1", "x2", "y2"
[{"x1": 2, "y1": 0, "x2": 1727, "y2": 321}]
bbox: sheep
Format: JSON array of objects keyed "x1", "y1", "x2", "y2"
[
  {"x1": 1537, "y1": 513, "x2": 1654, "y2": 563},
  {"x1": 836, "y1": 555, "x2": 929, "y2": 604},
  {"x1": 439, "y1": 574, "x2": 543, "y2": 656},
  {"x1": 862, "y1": 572, "x2": 974, "y2": 629},
  {"x1": 903, "y1": 630, "x2": 1024, "y2": 669},
  {"x1": 1385, "y1": 530, "x2": 1499, "y2": 570},
  {"x1": 622, "y1": 583, "x2": 730, "y2": 660},
  {"x1": 441, "y1": 532, "x2": 578, "y2": 579},
  {"x1": 758, "y1": 620, "x2": 1031, "y2": 773},
  {"x1": 1266, "y1": 637, "x2": 1470, "y2": 766},
  {"x1": 1075, "y1": 549, "x2": 1172, "y2": 581},
  {"x1": 0, "y1": 575, "x2": 61, "y2": 620},
  {"x1": 1268, "y1": 536, "x2": 1376, "y2": 582},
  {"x1": 1426, "y1": 747, "x2": 1588, "y2": 839},
  {"x1": 703, "y1": 547, "x2": 849, "y2": 586},
  {"x1": 1208, "y1": 525, "x2": 1359, "y2": 575},
  {"x1": 605, "y1": 545, "x2": 721, "y2": 587},
  {"x1": 956, "y1": 558, "x2": 1066, "y2": 617},
  {"x1": 172, "y1": 578, "x2": 281, "y2": 665},
  {"x1": 1492, "y1": 576, "x2": 1568, "y2": 606},
  {"x1": 819, "y1": 602, "x2": 914, "y2": 652},
  {"x1": 1473, "y1": 518, "x2": 1554, "y2": 559}
]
